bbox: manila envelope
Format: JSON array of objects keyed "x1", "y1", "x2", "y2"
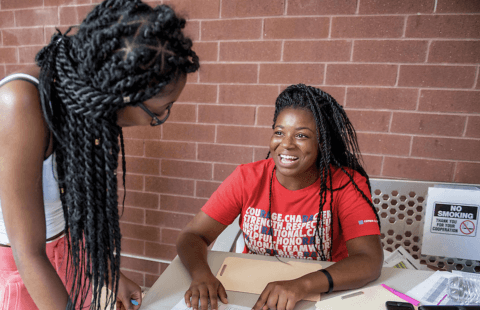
[
  {"x1": 215, "y1": 256, "x2": 322, "y2": 301},
  {"x1": 315, "y1": 284, "x2": 417, "y2": 310}
]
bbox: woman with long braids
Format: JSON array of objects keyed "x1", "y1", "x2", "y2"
[
  {"x1": 177, "y1": 84, "x2": 383, "y2": 310},
  {"x1": 0, "y1": 0, "x2": 199, "y2": 309}
]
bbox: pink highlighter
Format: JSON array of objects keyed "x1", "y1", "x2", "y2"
[{"x1": 382, "y1": 284, "x2": 421, "y2": 306}]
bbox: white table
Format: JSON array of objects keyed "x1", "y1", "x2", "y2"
[{"x1": 141, "y1": 251, "x2": 434, "y2": 310}]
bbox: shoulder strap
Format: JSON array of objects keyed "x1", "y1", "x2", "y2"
[{"x1": 0, "y1": 73, "x2": 39, "y2": 88}]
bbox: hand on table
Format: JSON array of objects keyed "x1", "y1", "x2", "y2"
[
  {"x1": 115, "y1": 272, "x2": 142, "y2": 310},
  {"x1": 185, "y1": 271, "x2": 228, "y2": 310},
  {"x1": 252, "y1": 278, "x2": 309, "y2": 310}
]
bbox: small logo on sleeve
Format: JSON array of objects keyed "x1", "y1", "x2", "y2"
[{"x1": 358, "y1": 219, "x2": 378, "y2": 225}]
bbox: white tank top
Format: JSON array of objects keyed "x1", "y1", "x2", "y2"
[{"x1": 0, "y1": 73, "x2": 65, "y2": 244}]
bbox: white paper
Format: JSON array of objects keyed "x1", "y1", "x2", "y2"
[
  {"x1": 172, "y1": 298, "x2": 251, "y2": 310},
  {"x1": 383, "y1": 246, "x2": 424, "y2": 270},
  {"x1": 422, "y1": 186, "x2": 480, "y2": 261}
]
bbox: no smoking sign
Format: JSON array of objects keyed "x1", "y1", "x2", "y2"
[{"x1": 431, "y1": 203, "x2": 478, "y2": 237}]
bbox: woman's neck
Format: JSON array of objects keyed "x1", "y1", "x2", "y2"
[{"x1": 275, "y1": 166, "x2": 319, "y2": 191}]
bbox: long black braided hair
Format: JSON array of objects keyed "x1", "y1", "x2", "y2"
[
  {"x1": 34, "y1": 0, "x2": 199, "y2": 308},
  {"x1": 266, "y1": 84, "x2": 380, "y2": 261}
]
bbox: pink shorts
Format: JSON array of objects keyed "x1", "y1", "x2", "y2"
[{"x1": 0, "y1": 236, "x2": 91, "y2": 310}]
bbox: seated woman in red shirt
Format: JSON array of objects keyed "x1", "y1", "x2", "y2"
[{"x1": 176, "y1": 84, "x2": 383, "y2": 310}]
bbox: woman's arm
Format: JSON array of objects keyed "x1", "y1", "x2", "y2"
[
  {"x1": 0, "y1": 79, "x2": 69, "y2": 310},
  {"x1": 252, "y1": 234, "x2": 383, "y2": 310},
  {"x1": 176, "y1": 211, "x2": 229, "y2": 310}
]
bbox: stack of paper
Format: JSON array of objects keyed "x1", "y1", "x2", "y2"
[
  {"x1": 383, "y1": 246, "x2": 426, "y2": 270},
  {"x1": 406, "y1": 270, "x2": 480, "y2": 306}
]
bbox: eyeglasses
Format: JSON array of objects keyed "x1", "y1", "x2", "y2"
[{"x1": 137, "y1": 103, "x2": 171, "y2": 126}]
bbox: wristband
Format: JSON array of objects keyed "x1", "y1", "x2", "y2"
[{"x1": 319, "y1": 269, "x2": 334, "y2": 293}]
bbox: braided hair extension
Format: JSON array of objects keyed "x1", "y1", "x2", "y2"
[
  {"x1": 266, "y1": 84, "x2": 380, "y2": 261},
  {"x1": 35, "y1": 0, "x2": 199, "y2": 309}
]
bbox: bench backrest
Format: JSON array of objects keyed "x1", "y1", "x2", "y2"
[{"x1": 370, "y1": 178, "x2": 479, "y2": 273}]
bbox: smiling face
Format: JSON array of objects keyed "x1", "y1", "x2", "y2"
[
  {"x1": 116, "y1": 74, "x2": 187, "y2": 127},
  {"x1": 270, "y1": 107, "x2": 320, "y2": 190}
]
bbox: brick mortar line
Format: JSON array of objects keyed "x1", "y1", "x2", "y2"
[
  {"x1": 328, "y1": 16, "x2": 332, "y2": 39},
  {"x1": 394, "y1": 65, "x2": 400, "y2": 87},
  {"x1": 451, "y1": 162, "x2": 458, "y2": 182},
  {"x1": 187, "y1": 13, "x2": 480, "y2": 22},
  {"x1": 181, "y1": 85, "x2": 480, "y2": 91},
  {"x1": 125, "y1": 156, "x2": 262, "y2": 164},
  {"x1": 359, "y1": 154, "x2": 480, "y2": 164},
  {"x1": 211, "y1": 161, "x2": 215, "y2": 180},
  {"x1": 138, "y1": 158, "x2": 255, "y2": 165},
  {"x1": 343, "y1": 86, "x2": 349, "y2": 108},
  {"x1": 473, "y1": 65, "x2": 480, "y2": 89},
  {"x1": 425, "y1": 40, "x2": 433, "y2": 62},
  {"x1": 387, "y1": 111, "x2": 394, "y2": 133},
  {"x1": 194, "y1": 61, "x2": 480, "y2": 66},
  {"x1": 125, "y1": 208, "x2": 198, "y2": 217},
  {"x1": 176, "y1": 103, "x2": 476, "y2": 110},
  {"x1": 119, "y1": 253, "x2": 172, "y2": 265},
  {"x1": 182, "y1": 83, "x2": 480, "y2": 91},
  {"x1": 355, "y1": 132, "x2": 480, "y2": 140},
  {"x1": 400, "y1": 15, "x2": 407, "y2": 38},
  {"x1": 256, "y1": 63, "x2": 260, "y2": 83},
  {"x1": 280, "y1": 40, "x2": 284, "y2": 61},
  {"x1": 415, "y1": 88, "x2": 421, "y2": 111},
  {"x1": 350, "y1": 40, "x2": 354, "y2": 62},
  {"x1": 198, "y1": 38, "x2": 480, "y2": 42},
  {"x1": 118, "y1": 191, "x2": 207, "y2": 200},
  {"x1": 124, "y1": 172, "x2": 224, "y2": 182},
  {"x1": 218, "y1": 0, "x2": 222, "y2": 19},
  {"x1": 344, "y1": 109, "x2": 480, "y2": 116},
  {"x1": 462, "y1": 117, "x2": 469, "y2": 137},
  {"x1": 197, "y1": 20, "x2": 202, "y2": 41},
  {"x1": 379, "y1": 155, "x2": 385, "y2": 175},
  {"x1": 408, "y1": 136, "x2": 414, "y2": 156},
  {"x1": 195, "y1": 142, "x2": 199, "y2": 161}
]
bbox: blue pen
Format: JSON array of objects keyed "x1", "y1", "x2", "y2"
[{"x1": 131, "y1": 299, "x2": 139, "y2": 306}]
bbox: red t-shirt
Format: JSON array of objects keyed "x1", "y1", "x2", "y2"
[{"x1": 202, "y1": 159, "x2": 380, "y2": 262}]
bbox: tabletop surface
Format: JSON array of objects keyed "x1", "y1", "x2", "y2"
[{"x1": 141, "y1": 251, "x2": 434, "y2": 310}]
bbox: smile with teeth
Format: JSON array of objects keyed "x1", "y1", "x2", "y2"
[{"x1": 279, "y1": 154, "x2": 299, "y2": 163}]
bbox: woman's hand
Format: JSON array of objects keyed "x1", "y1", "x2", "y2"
[
  {"x1": 115, "y1": 272, "x2": 142, "y2": 310},
  {"x1": 185, "y1": 270, "x2": 228, "y2": 310},
  {"x1": 252, "y1": 278, "x2": 309, "y2": 310}
]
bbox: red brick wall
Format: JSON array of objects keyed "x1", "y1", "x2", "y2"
[{"x1": 1, "y1": 0, "x2": 479, "y2": 287}]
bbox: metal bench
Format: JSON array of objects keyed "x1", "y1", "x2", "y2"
[{"x1": 212, "y1": 178, "x2": 480, "y2": 273}]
